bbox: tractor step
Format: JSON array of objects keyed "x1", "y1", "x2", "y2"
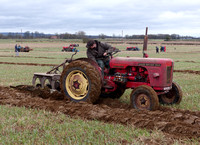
[{"x1": 32, "y1": 73, "x2": 61, "y2": 90}]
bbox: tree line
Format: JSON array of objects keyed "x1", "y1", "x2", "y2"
[
  {"x1": 0, "y1": 31, "x2": 88, "y2": 39},
  {"x1": 0, "y1": 31, "x2": 47, "y2": 39},
  {"x1": 0, "y1": 31, "x2": 197, "y2": 40}
]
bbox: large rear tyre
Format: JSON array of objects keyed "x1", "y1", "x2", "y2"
[
  {"x1": 60, "y1": 60, "x2": 102, "y2": 103},
  {"x1": 100, "y1": 85, "x2": 125, "y2": 99},
  {"x1": 159, "y1": 82, "x2": 182, "y2": 105},
  {"x1": 130, "y1": 85, "x2": 159, "y2": 111}
]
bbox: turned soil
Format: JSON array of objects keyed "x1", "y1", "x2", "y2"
[{"x1": 0, "y1": 85, "x2": 200, "y2": 141}]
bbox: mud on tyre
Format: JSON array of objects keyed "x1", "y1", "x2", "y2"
[
  {"x1": 130, "y1": 85, "x2": 159, "y2": 111},
  {"x1": 60, "y1": 60, "x2": 102, "y2": 103},
  {"x1": 159, "y1": 82, "x2": 182, "y2": 105}
]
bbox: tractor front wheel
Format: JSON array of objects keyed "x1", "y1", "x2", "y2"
[
  {"x1": 60, "y1": 60, "x2": 102, "y2": 103},
  {"x1": 130, "y1": 85, "x2": 159, "y2": 111},
  {"x1": 159, "y1": 82, "x2": 182, "y2": 105}
]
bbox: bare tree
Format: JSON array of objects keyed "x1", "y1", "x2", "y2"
[
  {"x1": 76, "y1": 31, "x2": 86, "y2": 38},
  {"x1": 99, "y1": 33, "x2": 106, "y2": 39}
]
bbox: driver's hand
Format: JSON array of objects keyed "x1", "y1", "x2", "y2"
[{"x1": 103, "y1": 52, "x2": 107, "y2": 56}]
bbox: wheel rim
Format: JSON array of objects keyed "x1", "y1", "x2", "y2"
[
  {"x1": 65, "y1": 70, "x2": 89, "y2": 100},
  {"x1": 135, "y1": 94, "x2": 150, "y2": 110}
]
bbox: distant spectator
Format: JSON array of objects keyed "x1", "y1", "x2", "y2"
[
  {"x1": 15, "y1": 44, "x2": 19, "y2": 56},
  {"x1": 160, "y1": 46, "x2": 165, "y2": 52},
  {"x1": 18, "y1": 45, "x2": 21, "y2": 52},
  {"x1": 15, "y1": 44, "x2": 18, "y2": 52},
  {"x1": 156, "y1": 46, "x2": 159, "y2": 53},
  {"x1": 161, "y1": 46, "x2": 166, "y2": 52}
]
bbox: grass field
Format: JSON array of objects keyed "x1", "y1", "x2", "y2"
[{"x1": 0, "y1": 39, "x2": 200, "y2": 144}]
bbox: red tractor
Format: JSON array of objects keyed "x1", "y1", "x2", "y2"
[
  {"x1": 126, "y1": 47, "x2": 140, "y2": 51},
  {"x1": 33, "y1": 28, "x2": 182, "y2": 111},
  {"x1": 69, "y1": 44, "x2": 79, "y2": 47},
  {"x1": 62, "y1": 44, "x2": 79, "y2": 52},
  {"x1": 62, "y1": 46, "x2": 73, "y2": 52},
  {"x1": 62, "y1": 46, "x2": 79, "y2": 52},
  {"x1": 33, "y1": 49, "x2": 182, "y2": 111},
  {"x1": 20, "y1": 46, "x2": 33, "y2": 52}
]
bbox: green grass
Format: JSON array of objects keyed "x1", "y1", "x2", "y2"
[
  {"x1": 173, "y1": 73, "x2": 200, "y2": 111},
  {"x1": 0, "y1": 105, "x2": 152, "y2": 144},
  {"x1": 0, "y1": 39, "x2": 200, "y2": 144},
  {"x1": 0, "y1": 64, "x2": 51, "y2": 86},
  {"x1": 0, "y1": 105, "x2": 197, "y2": 144}
]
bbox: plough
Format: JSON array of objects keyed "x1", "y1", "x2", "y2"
[{"x1": 32, "y1": 51, "x2": 77, "y2": 90}]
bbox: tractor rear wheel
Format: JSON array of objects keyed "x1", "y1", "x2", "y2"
[
  {"x1": 100, "y1": 85, "x2": 126, "y2": 99},
  {"x1": 60, "y1": 60, "x2": 102, "y2": 103},
  {"x1": 159, "y1": 82, "x2": 182, "y2": 105},
  {"x1": 130, "y1": 85, "x2": 159, "y2": 111}
]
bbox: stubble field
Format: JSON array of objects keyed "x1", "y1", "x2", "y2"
[{"x1": 0, "y1": 39, "x2": 200, "y2": 144}]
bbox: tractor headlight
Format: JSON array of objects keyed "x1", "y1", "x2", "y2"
[{"x1": 163, "y1": 86, "x2": 172, "y2": 90}]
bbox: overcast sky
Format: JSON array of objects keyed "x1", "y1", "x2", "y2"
[{"x1": 1, "y1": 0, "x2": 200, "y2": 36}]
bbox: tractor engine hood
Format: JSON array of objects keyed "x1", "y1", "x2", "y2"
[{"x1": 110, "y1": 57, "x2": 173, "y2": 69}]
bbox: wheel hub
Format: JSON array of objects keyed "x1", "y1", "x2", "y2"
[
  {"x1": 136, "y1": 94, "x2": 150, "y2": 109},
  {"x1": 73, "y1": 80, "x2": 80, "y2": 90},
  {"x1": 140, "y1": 97, "x2": 147, "y2": 105},
  {"x1": 66, "y1": 70, "x2": 89, "y2": 100}
]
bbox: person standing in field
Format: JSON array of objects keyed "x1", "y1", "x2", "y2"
[
  {"x1": 156, "y1": 46, "x2": 159, "y2": 53},
  {"x1": 18, "y1": 45, "x2": 21, "y2": 52},
  {"x1": 15, "y1": 44, "x2": 19, "y2": 56},
  {"x1": 15, "y1": 44, "x2": 18, "y2": 52}
]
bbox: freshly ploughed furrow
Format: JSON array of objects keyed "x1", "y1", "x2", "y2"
[{"x1": 0, "y1": 85, "x2": 200, "y2": 140}]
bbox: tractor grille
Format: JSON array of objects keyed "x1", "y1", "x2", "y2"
[{"x1": 166, "y1": 66, "x2": 172, "y2": 84}]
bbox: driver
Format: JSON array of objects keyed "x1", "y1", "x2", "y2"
[{"x1": 86, "y1": 40, "x2": 113, "y2": 78}]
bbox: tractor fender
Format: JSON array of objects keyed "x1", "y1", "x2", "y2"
[{"x1": 71, "y1": 58, "x2": 103, "y2": 84}]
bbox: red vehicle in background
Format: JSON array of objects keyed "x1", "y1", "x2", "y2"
[
  {"x1": 69, "y1": 44, "x2": 79, "y2": 47},
  {"x1": 62, "y1": 44, "x2": 79, "y2": 52},
  {"x1": 126, "y1": 47, "x2": 140, "y2": 51}
]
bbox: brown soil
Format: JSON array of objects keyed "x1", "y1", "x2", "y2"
[
  {"x1": 174, "y1": 70, "x2": 200, "y2": 75},
  {"x1": 175, "y1": 60, "x2": 197, "y2": 63},
  {"x1": 0, "y1": 55, "x2": 56, "y2": 59},
  {"x1": 0, "y1": 85, "x2": 200, "y2": 141},
  {"x1": 1, "y1": 61, "x2": 199, "y2": 75},
  {"x1": 0, "y1": 62, "x2": 55, "y2": 66}
]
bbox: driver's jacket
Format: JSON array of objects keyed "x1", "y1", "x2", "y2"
[{"x1": 86, "y1": 40, "x2": 113, "y2": 62}]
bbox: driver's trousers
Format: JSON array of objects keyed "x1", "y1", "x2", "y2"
[{"x1": 96, "y1": 59, "x2": 110, "y2": 78}]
